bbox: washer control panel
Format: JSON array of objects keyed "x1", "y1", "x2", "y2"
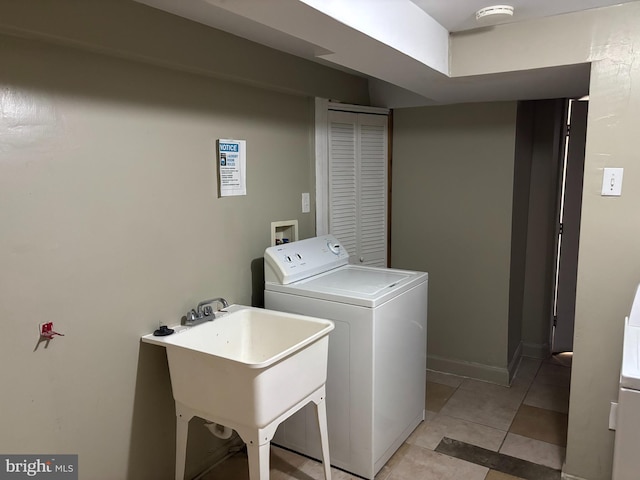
[{"x1": 264, "y1": 235, "x2": 349, "y2": 285}]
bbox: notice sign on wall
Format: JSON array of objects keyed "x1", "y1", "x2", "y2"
[{"x1": 217, "y1": 139, "x2": 247, "y2": 197}]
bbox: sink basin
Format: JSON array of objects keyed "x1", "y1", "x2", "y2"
[{"x1": 142, "y1": 305, "x2": 334, "y2": 428}]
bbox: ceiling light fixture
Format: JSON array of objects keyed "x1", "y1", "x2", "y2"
[{"x1": 475, "y1": 5, "x2": 514, "y2": 22}]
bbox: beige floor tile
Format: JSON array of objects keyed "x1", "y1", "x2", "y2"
[
  {"x1": 439, "y1": 385, "x2": 521, "y2": 430},
  {"x1": 375, "y1": 465, "x2": 393, "y2": 480},
  {"x1": 294, "y1": 458, "x2": 359, "y2": 479},
  {"x1": 424, "y1": 410, "x2": 438, "y2": 423},
  {"x1": 458, "y1": 378, "x2": 528, "y2": 405},
  {"x1": 509, "y1": 404, "x2": 568, "y2": 446},
  {"x1": 378, "y1": 441, "x2": 413, "y2": 473},
  {"x1": 534, "y1": 363, "x2": 572, "y2": 388},
  {"x1": 386, "y1": 444, "x2": 488, "y2": 480},
  {"x1": 485, "y1": 469, "x2": 527, "y2": 480},
  {"x1": 545, "y1": 352, "x2": 573, "y2": 368},
  {"x1": 512, "y1": 357, "x2": 542, "y2": 386},
  {"x1": 426, "y1": 370, "x2": 464, "y2": 388},
  {"x1": 375, "y1": 442, "x2": 420, "y2": 479},
  {"x1": 407, "y1": 414, "x2": 506, "y2": 451},
  {"x1": 499, "y1": 433, "x2": 566, "y2": 470},
  {"x1": 202, "y1": 446, "x2": 315, "y2": 480},
  {"x1": 271, "y1": 446, "x2": 311, "y2": 476},
  {"x1": 426, "y1": 381, "x2": 457, "y2": 413},
  {"x1": 523, "y1": 380, "x2": 570, "y2": 414},
  {"x1": 201, "y1": 452, "x2": 249, "y2": 479}
]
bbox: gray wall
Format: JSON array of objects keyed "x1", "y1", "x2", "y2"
[
  {"x1": 518, "y1": 100, "x2": 565, "y2": 358},
  {"x1": 391, "y1": 99, "x2": 566, "y2": 385},
  {"x1": 0, "y1": 0, "x2": 369, "y2": 105},
  {"x1": 508, "y1": 102, "x2": 534, "y2": 365},
  {"x1": 0, "y1": 4, "x2": 369, "y2": 479},
  {"x1": 451, "y1": 5, "x2": 640, "y2": 478},
  {"x1": 391, "y1": 102, "x2": 518, "y2": 384}
]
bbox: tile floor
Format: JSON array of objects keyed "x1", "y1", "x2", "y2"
[{"x1": 200, "y1": 354, "x2": 571, "y2": 480}]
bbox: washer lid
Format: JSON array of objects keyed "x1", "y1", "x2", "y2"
[
  {"x1": 620, "y1": 284, "x2": 640, "y2": 390},
  {"x1": 265, "y1": 264, "x2": 427, "y2": 308},
  {"x1": 302, "y1": 267, "x2": 410, "y2": 296}
]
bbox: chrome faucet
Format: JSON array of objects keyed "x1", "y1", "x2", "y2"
[{"x1": 184, "y1": 297, "x2": 229, "y2": 326}]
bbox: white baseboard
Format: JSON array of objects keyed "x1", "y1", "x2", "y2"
[
  {"x1": 560, "y1": 461, "x2": 588, "y2": 480},
  {"x1": 561, "y1": 470, "x2": 587, "y2": 480},
  {"x1": 427, "y1": 354, "x2": 510, "y2": 386}
]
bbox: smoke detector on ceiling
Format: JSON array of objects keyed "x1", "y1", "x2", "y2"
[{"x1": 475, "y1": 5, "x2": 514, "y2": 22}]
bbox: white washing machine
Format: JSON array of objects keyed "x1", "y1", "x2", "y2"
[
  {"x1": 264, "y1": 235, "x2": 428, "y2": 479},
  {"x1": 613, "y1": 283, "x2": 640, "y2": 480}
]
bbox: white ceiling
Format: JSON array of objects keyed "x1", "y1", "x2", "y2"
[
  {"x1": 134, "y1": 0, "x2": 638, "y2": 107},
  {"x1": 412, "y1": 0, "x2": 638, "y2": 32}
]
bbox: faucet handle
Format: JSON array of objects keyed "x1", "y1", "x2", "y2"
[
  {"x1": 203, "y1": 305, "x2": 214, "y2": 317},
  {"x1": 187, "y1": 309, "x2": 198, "y2": 322}
]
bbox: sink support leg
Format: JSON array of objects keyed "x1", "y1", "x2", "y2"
[
  {"x1": 175, "y1": 406, "x2": 193, "y2": 480},
  {"x1": 236, "y1": 425, "x2": 277, "y2": 480},
  {"x1": 236, "y1": 387, "x2": 332, "y2": 480},
  {"x1": 246, "y1": 442, "x2": 270, "y2": 480},
  {"x1": 172, "y1": 385, "x2": 331, "y2": 480},
  {"x1": 314, "y1": 394, "x2": 332, "y2": 480}
]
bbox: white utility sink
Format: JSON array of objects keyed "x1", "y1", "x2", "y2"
[{"x1": 142, "y1": 305, "x2": 334, "y2": 480}]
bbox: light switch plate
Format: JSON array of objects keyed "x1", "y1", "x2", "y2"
[
  {"x1": 602, "y1": 168, "x2": 624, "y2": 196},
  {"x1": 302, "y1": 192, "x2": 310, "y2": 213}
]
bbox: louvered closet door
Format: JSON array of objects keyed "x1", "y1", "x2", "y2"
[{"x1": 328, "y1": 110, "x2": 388, "y2": 267}]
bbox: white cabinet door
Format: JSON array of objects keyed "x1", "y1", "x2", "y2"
[{"x1": 328, "y1": 110, "x2": 388, "y2": 267}]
